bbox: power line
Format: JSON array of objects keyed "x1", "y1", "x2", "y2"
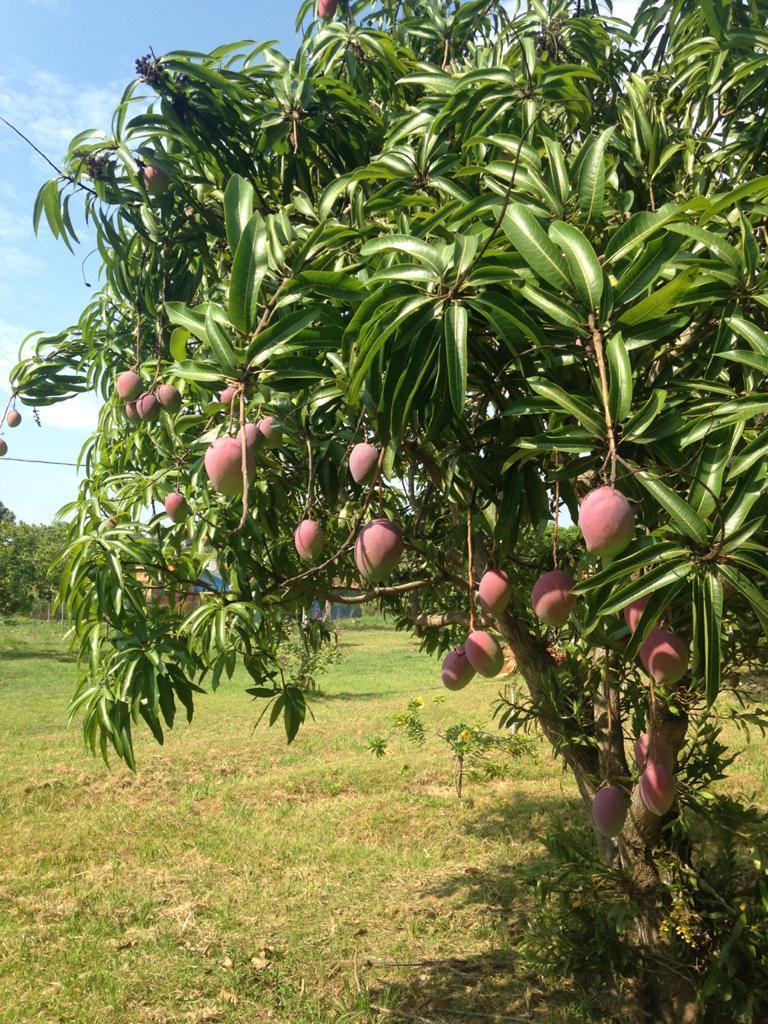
[{"x1": 2, "y1": 456, "x2": 79, "y2": 467}]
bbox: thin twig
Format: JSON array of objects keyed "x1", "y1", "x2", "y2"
[
  {"x1": 467, "y1": 507, "x2": 476, "y2": 630},
  {"x1": 449, "y1": 114, "x2": 539, "y2": 297},
  {"x1": 237, "y1": 389, "x2": 250, "y2": 531},
  {"x1": 1, "y1": 116, "x2": 99, "y2": 198},
  {"x1": 588, "y1": 312, "x2": 617, "y2": 486},
  {"x1": 272, "y1": 447, "x2": 386, "y2": 594}
]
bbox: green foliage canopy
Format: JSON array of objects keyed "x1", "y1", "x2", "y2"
[{"x1": 7, "y1": 0, "x2": 768, "y2": 1014}]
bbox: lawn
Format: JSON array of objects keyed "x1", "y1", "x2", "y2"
[{"x1": 0, "y1": 619, "x2": 765, "y2": 1024}]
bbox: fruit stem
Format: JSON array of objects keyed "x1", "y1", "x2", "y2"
[
  {"x1": 587, "y1": 313, "x2": 617, "y2": 488},
  {"x1": 552, "y1": 454, "x2": 560, "y2": 570},
  {"x1": 273, "y1": 447, "x2": 386, "y2": 593},
  {"x1": 305, "y1": 436, "x2": 315, "y2": 515},
  {"x1": 467, "y1": 508, "x2": 476, "y2": 631},
  {"x1": 237, "y1": 390, "x2": 250, "y2": 532}
]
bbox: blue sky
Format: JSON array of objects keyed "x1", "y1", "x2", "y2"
[
  {"x1": 0, "y1": 0, "x2": 639, "y2": 524},
  {"x1": 0, "y1": 0, "x2": 301, "y2": 523}
]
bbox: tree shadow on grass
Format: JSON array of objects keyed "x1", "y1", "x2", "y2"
[
  {"x1": 0, "y1": 648, "x2": 76, "y2": 663},
  {"x1": 312, "y1": 689, "x2": 403, "y2": 702},
  {"x1": 357, "y1": 790, "x2": 628, "y2": 1024}
]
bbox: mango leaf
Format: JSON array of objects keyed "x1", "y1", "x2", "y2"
[
  {"x1": 722, "y1": 462, "x2": 766, "y2": 537},
  {"x1": 229, "y1": 212, "x2": 268, "y2": 334},
  {"x1": 548, "y1": 221, "x2": 603, "y2": 311},
  {"x1": 445, "y1": 302, "x2": 468, "y2": 415},
  {"x1": 166, "y1": 302, "x2": 207, "y2": 340},
  {"x1": 720, "y1": 564, "x2": 768, "y2": 636},
  {"x1": 360, "y1": 235, "x2": 443, "y2": 276},
  {"x1": 169, "y1": 327, "x2": 190, "y2": 362},
  {"x1": 518, "y1": 283, "x2": 586, "y2": 331},
  {"x1": 542, "y1": 136, "x2": 570, "y2": 205},
  {"x1": 667, "y1": 222, "x2": 741, "y2": 269},
  {"x1": 570, "y1": 541, "x2": 688, "y2": 595},
  {"x1": 726, "y1": 315, "x2": 768, "y2": 356},
  {"x1": 204, "y1": 306, "x2": 240, "y2": 374},
  {"x1": 578, "y1": 127, "x2": 614, "y2": 222},
  {"x1": 605, "y1": 204, "x2": 679, "y2": 262},
  {"x1": 623, "y1": 389, "x2": 667, "y2": 441},
  {"x1": 633, "y1": 468, "x2": 709, "y2": 543},
  {"x1": 284, "y1": 271, "x2": 364, "y2": 303},
  {"x1": 607, "y1": 331, "x2": 632, "y2": 422},
  {"x1": 247, "y1": 308, "x2": 322, "y2": 365},
  {"x1": 172, "y1": 360, "x2": 223, "y2": 383},
  {"x1": 700, "y1": 573, "x2": 723, "y2": 705},
  {"x1": 688, "y1": 430, "x2": 730, "y2": 519},
  {"x1": 224, "y1": 174, "x2": 254, "y2": 255},
  {"x1": 728, "y1": 433, "x2": 768, "y2": 479},
  {"x1": 623, "y1": 580, "x2": 687, "y2": 661},
  {"x1": 596, "y1": 558, "x2": 694, "y2": 616},
  {"x1": 617, "y1": 268, "x2": 697, "y2": 326},
  {"x1": 502, "y1": 204, "x2": 571, "y2": 291},
  {"x1": 528, "y1": 377, "x2": 604, "y2": 434},
  {"x1": 713, "y1": 350, "x2": 768, "y2": 374}
]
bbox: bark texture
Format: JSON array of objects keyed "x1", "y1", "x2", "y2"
[{"x1": 496, "y1": 610, "x2": 702, "y2": 1024}]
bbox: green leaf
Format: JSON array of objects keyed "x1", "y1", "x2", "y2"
[
  {"x1": 444, "y1": 302, "x2": 468, "y2": 415},
  {"x1": 617, "y1": 268, "x2": 696, "y2": 327},
  {"x1": 229, "y1": 212, "x2": 268, "y2": 334},
  {"x1": 729, "y1": 433, "x2": 768, "y2": 479},
  {"x1": 578, "y1": 127, "x2": 614, "y2": 222},
  {"x1": 172, "y1": 360, "x2": 224, "y2": 383},
  {"x1": 720, "y1": 564, "x2": 768, "y2": 636},
  {"x1": 224, "y1": 174, "x2": 254, "y2": 255},
  {"x1": 502, "y1": 204, "x2": 571, "y2": 291},
  {"x1": 518, "y1": 283, "x2": 586, "y2": 331},
  {"x1": 623, "y1": 580, "x2": 687, "y2": 662},
  {"x1": 701, "y1": 573, "x2": 723, "y2": 705},
  {"x1": 205, "y1": 306, "x2": 240, "y2": 374},
  {"x1": 548, "y1": 221, "x2": 603, "y2": 311},
  {"x1": 614, "y1": 234, "x2": 684, "y2": 303},
  {"x1": 605, "y1": 204, "x2": 679, "y2": 263},
  {"x1": 360, "y1": 235, "x2": 443, "y2": 276},
  {"x1": 722, "y1": 462, "x2": 766, "y2": 537},
  {"x1": 570, "y1": 541, "x2": 689, "y2": 595},
  {"x1": 607, "y1": 331, "x2": 632, "y2": 422},
  {"x1": 542, "y1": 136, "x2": 570, "y2": 205},
  {"x1": 318, "y1": 172, "x2": 357, "y2": 220},
  {"x1": 284, "y1": 271, "x2": 364, "y2": 304},
  {"x1": 623, "y1": 389, "x2": 667, "y2": 441},
  {"x1": 165, "y1": 302, "x2": 207, "y2": 340},
  {"x1": 633, "y1": 468, "x2": 709, "y2": 543},
  {"x1": 247, "y1": 308, "x2": 320, "y2": 365},
  {"x1": 688, "y1": 430, "x2": 730, "y2": 519},
  {"x1": 667, "y1": 222, "x2": 741, "y2": 270},
  {"x1": 597, "y1": 558, "x2": 693, "y2": 616},
  {"x1": 169, "y1": 327, "x2": 190, "y2": 362},
  {"x1": 348, "y1": 298, "x2": 434, "y2": 405},
  {"x1": 528, "y1": 377, "x2": 604, "y2": 435},
  {"x1": 726, "y1": 316, "x2": 768, "y2": 357},
  {"x1": 713, "y1": 350, "x2": 768, "y2": 374}
]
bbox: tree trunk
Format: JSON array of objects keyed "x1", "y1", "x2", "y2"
[{"x1": 496, "y1": 611, "x2": 702, "y2": 1024}]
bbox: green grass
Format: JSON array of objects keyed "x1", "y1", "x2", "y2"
[{"x1": 0, "y1": 619, "x2": 765, "y2": 1024}]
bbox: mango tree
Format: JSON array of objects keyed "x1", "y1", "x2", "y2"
[{"x1": 6, "y1": 1, "x2": 768, "y2": 1019}]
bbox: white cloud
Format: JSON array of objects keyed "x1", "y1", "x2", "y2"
[
  {"x1": 0, "y1": 59, "x2": 120, "y2": 161},
  {"x1": 37, "y1": 391, "x2": 101, "y2": 431},
  {"x1": 0, "y1": 318, "x2": 32, "y2": 377}
]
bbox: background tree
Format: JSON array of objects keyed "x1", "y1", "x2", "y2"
[
  {"x1": 5, "y1": 0, "x2": 768, "y2": 1018},
  {"x1": 0, "y1": 511, "x2": 68, "y2": 616}
]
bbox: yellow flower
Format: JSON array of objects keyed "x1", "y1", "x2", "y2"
[
  {"x1": 460, "y1": 729, "x2": 473, "y2": 742},
  {"x1": 739, "y1": 902, "x2": 747, "y2": 913}
]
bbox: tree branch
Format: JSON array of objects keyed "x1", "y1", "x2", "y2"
[{"x1": 496, "y1": 610, "x2": 599, "y2": 806}]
